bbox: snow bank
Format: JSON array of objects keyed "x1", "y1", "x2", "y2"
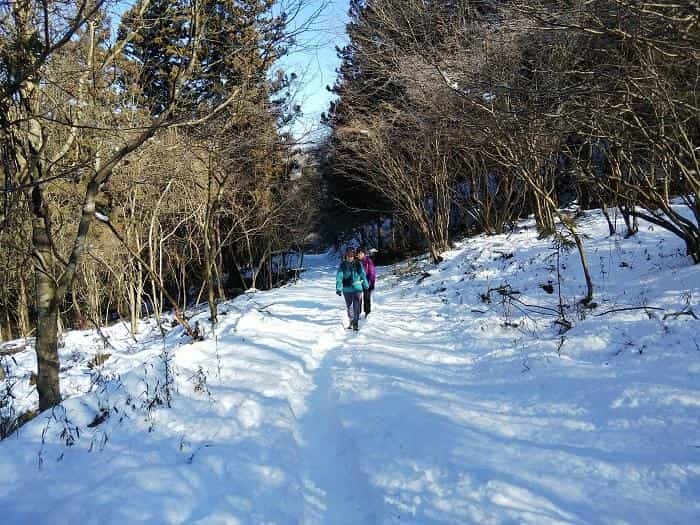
[{"x1": 1, "y1": 215, "x2": 699, "y2": 524}]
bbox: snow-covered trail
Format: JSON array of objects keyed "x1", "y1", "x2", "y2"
[
  {"x1": 247, "y1": 259, "x2": 458, "y2": 524},
  {"x1": 256, "y1": 253, "x2": 698, "y2": 525},
  {"x1": 268, "y1": 249, "x2": 698, "y2": 524},
  {"x1": 2, "y1": 211, "x2": 700, "y2": 524},
  {"x1": 299, "y1": 339, "x2": 380, "y2": 524},
  {"x1": 235, "y1": 261, "x2": 382, "y2": 524}
]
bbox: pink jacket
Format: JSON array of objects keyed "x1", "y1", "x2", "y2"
[{"x1": 359, "y1": 256, "x2": 376, "y2": 288}]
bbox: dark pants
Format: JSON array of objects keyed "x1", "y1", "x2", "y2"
[
  {"x1": 363, "y1": 288, "x2": 372, "y2": 315},
  {"x1": 343, "y1": 291, "x2": 362, "y2": 322}
]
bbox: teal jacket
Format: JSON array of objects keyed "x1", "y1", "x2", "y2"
[{"x1": 336, "y1": 260, "x2": 369, "y2": 293}]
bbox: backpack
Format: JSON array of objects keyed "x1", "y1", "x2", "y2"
[{"x1": 341, "y1": 260, "x2": 361, "y2": 288}]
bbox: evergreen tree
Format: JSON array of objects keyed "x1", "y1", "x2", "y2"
[
  {"x1": 119, "y1": 0, "x2": 191, "y2": 115},
  {"x1": 120, "y1": 0, "x2": 286, "y2": 116}
]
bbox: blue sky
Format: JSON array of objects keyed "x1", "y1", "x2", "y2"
[
  {"x1": 112, "y1": 0, "x2": 347, "y2": 143},
  {"x1": 275, "y1": 0, "x2": 349, "y2": 143}
]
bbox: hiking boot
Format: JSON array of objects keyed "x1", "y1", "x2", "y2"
[{"x1": 352, "y1": 320, "x2": 359, "y2": 331}]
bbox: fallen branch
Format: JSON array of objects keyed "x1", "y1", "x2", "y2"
[
  {"x1": 416, "y1": 272, "x2": 432, "y2": 284},
  {"x1": 255, "y1": 303, "x2": 279, "y2": 311},
  {"x1": 593, "y1": 306, "x2": 664, "y2": 317},
  {"x1": 0, "y1": 344, "x2": 27, "y2": 356},
  {"x1": 663, "y1": 309, "x2": 698, "y2": 321}
]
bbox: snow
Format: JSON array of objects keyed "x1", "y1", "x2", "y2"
[{"x1": 1, "y1": 208, "x2": 700, "y2": 524}]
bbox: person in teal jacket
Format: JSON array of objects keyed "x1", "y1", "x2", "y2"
[{"x1": 336, "y1": 247, "x2": 369, "y2": 331}]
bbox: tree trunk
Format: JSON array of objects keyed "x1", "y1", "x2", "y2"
[
  {"x1": 421, "y1": 224, "x2": 443, "y2": 264},
  {"x1": 251, "y1": 242, "x2": 273, "y2": 290},
  {"x1": 601, "y1": 204, "x2": 616, "y2": 236},
  {"x1": 35, "y1": 306, "x2": 61, "y2": 411},
  {"x1": 566, "y1": 221, "x2": 595, "y2": 305},
  {"x1": 203, "y1": 162, "x2": 218, "y2": 324},
  {"x1": 180, "y1": 260, "x2": 188, "y2": 312},
  {"x1": 620, "y1": 203, "x2": 638, "y2": 238},
  {"x1": 72, "y1": 288, "x2": 84, "y2": 330},
  {"x1": 204, "y1": 249, "x2": 217, "y2": 324},
  {"x1": 214, "y1": 229, "x2": 226, "y2": 300},
  {"x1": 685, "y1": 231, "x2": 700, "y2": 264},
  {"x1": 32, "y1": 203, "x2": 61, "y2": 410},
  {"x1": 1, "y1": 308, "x2": 12, "y2": 341},
  {"x1": 128, "y1": 283, "x2": 138, "y2": 334},
  {"x1": 17, "y1": 274, "x2": 31, "y2": 337},
  {"x1": 533, "y1": 192, "x2": 556, "y2": 236},
  {"x1": 128, "y1": 262, "x2": 144, "y2": 335}
]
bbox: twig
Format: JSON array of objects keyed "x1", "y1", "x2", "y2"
[
  {"x1": 594, "y1": 306, "x2": 664, "y2": 317},
  {"x1": 663, "y1": 309, "x2": 698, "y2": 321},
  {"x1": 255, "y1": 302, "x2": 279, "y2": 311},
  {"x1": 521, "y1": 359, "x2": 530, "y2": 373},
  {"x1": 512, "y1": 299, "x2": 561, "y2": 316},
  {"x1": 0, "y1": 345, "x2": 27, "y2": 356},
  {"x1": 556, "y1": 336, "x2": 566, "y2": 356},
  {"x1": 554, "y1": 318, "x2": 572, "y2": 331}
]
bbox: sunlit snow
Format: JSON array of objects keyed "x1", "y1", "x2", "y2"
[{"x1": 1, "y1": 207, "x2": 699, "y2": 524}]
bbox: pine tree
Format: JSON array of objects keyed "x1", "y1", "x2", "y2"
[
  {"x1": 120, "y1": 0, "x2": 286, "y2": 116},
  {"x1": 119, "y1": 0, "x2": 191, "y2": 115}
]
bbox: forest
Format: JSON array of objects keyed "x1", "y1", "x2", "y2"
[
  {"x1": 321, "y1": 1, "x2": 698, "y2": 268},
  {"x1": 0, "y1": 2, "x2": 698, "y2": 523},
  {"x1": 1, "y1": 0, "x2": 321, "y2": 411},
  {"x1": 1, "y1": 1, "x2": 698, "y2": 416}
]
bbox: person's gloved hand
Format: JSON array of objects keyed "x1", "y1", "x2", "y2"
[
  {"x1": 369, "y1": 284, "x2": 375, "y2": 291},
  {"x1": 336, "y1": 290, "x2": 342, "y2": 296}
]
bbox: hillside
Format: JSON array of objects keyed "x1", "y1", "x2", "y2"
[{"x1": 1, "y1": 207, "x2": 699, "y2": 524}]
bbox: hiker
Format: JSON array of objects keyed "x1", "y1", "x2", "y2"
[
  {"x1": 336, "y1": 247, "x2": 369, "y2": 331},
  {"x1": 356, "y1": 246, "x2": 376, "y2": 318}
]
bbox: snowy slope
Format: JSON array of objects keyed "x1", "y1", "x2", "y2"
[{"x1": 1, "y1": 208, "x2": 699, "y2": 524}]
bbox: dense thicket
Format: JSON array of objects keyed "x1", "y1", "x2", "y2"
[
  {"x1": 0, "y1": 0, "x2": 316, "y2": 410},
  {"x1": 320, "y1": 0, "x2": 699, "y2": 265}
]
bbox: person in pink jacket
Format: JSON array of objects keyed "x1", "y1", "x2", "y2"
[{"x1": 356, "y1": 247, "x2": 376, "y2": 318}]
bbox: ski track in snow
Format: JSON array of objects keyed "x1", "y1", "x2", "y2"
[{"x1": 1, "y1": 209, "x2": 700, "y2": 524}]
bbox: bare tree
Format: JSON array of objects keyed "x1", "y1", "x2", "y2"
[{"x1": 0, "y1": 0, "x2": 292, "y2": 410}]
